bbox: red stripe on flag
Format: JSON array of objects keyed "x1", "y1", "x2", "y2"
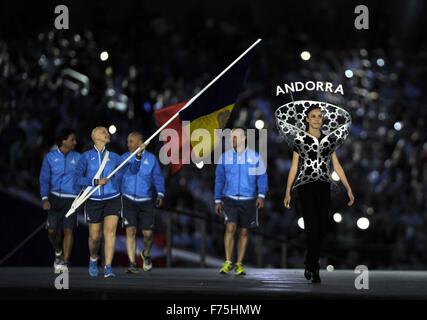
[{"x1": 154, "y1": 101, "x2": 191, "y2": 175}]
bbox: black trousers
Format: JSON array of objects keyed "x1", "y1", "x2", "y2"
[{"x1": 296, "y1": 180, "x2": 331, "y2": 271}]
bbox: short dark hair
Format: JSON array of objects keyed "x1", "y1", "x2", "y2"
[
  {"x1": 305, "y1": 105, "x2": 322, "y2": 118},
  {"x1": 128, "y1": 131, "x2": 144, "y2": 141},
  {"x1": 55, "y1": 128, "x2": 76, "y2": 147}
]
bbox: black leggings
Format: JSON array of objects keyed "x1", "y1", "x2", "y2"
[{"x1": 296, "y1": 180, "x2": 331, "y2": 271}]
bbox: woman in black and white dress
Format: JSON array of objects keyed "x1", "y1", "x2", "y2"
[{"x1": 277, "y1": 101, "x2": 355, "y2": 283}]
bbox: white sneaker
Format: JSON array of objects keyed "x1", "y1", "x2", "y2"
[
  {"x1": 54, "y1": 258, "x2": 64, "y2": 272},
  {"x1": 53, "y1": 251, "x2": 64, "y2": 272},
  {"x1": 141, "y1": 251, "x2": 152, "y2": 272},
  {"x1": 58, "y1": 263, "x2": 69, "y2": 272}
]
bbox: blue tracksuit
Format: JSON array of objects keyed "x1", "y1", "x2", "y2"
[
  {"x1": 214, "y1": 148, "x2": 268, "y2": 203},
  {"x1": 121, "y1": 150, "x2": 165, "y2": 201},
  {"x1": 39, "y1": 147, "x2": 81, "y2": 199},
  {"x1": 73, "y1": 146, "x2": 141, "y2": 200}
]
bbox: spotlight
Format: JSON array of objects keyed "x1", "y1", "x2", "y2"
[
  {"x1": 255, "y1": 120, "x2": 264, "y2": 130},
  {"x1": 333, "y1": 213, "x2": 342, "y2": 223},
  {"x1": 108, "y1": 125, "x2": 117, "y2": 134},
  {"x1": 300, "y1": 51, "x2": 311, "y2": 61},
  {"x1": 345, "y1": 70, "x2": 354, "y2": 78},
  {"x1": 331, "y1": 171, "x2": 340, "y2": 181},
  {"x1": 100, "y1": 51, "x2": 109, "y2": 61},
  {"x1": 357, "y1": 217, "x2": 370, "y2": 230},
  {"x1": 297, "y1": 217, "x2": 305, "y2": 229},
  {"x1": 394, "y1": 122, "x2": 402, "y2": 131},
  {"x1": 196, "y1": 161, "x2": 204, "y2": 169}
]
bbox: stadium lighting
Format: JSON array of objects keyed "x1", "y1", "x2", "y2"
[
  {"x1": 255, "y1": 120, "x2": 264, "y2": 130},
  {"x1": 331, "y1": 171, "x2": 340, "y2": 181},
  {"x1": 100, "y1": 51, "x2": 109, "y2": 61},
  {"x1": 297, "y1": 217, "x2": 305, "y2": 229},
  {"x1": 357, "y1": 217, "x2": 370, "y2": 230},
  {"x1": 108, "y1": 125, "x2": 117, "y2": 134},
  {"x1": 300, "y1": 51, "x2": 311, "y2": 61},
  {"x1": 333, "y1": 213, "x2": 342, "y2": 223},
  {"x1": 345, "y1": 69, "x2": 354, "y2": 78},
  {"x1": 376, "y1": 58, "x2": 385, "y2": 67},
  {"x1": 196, "y1": 161, "x2": 204, "y2": 169}
]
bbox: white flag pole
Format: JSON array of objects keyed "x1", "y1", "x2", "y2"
[{"x1": 66, "y1": 38, "x2": 262, "y2": 217}]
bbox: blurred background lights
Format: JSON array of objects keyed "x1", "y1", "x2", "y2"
[
  {"x1": 345, "y1": 69, "x2": 354, "y2": 78},
  {"x1": 255, "y1": 119, "x2": 264, "y2": 130},
  {"x1": 357, "y1": 217, "x2": 370, "y2": 230},
  {"x1": 331, "y1": 171, "x2": 340, "y2": 181},
  {"x1": 196, "y1": 161, "x2": 204, "y2": 169},
  {"x1": 108, "y1": 125, "x2": 117, "y2": 134},
  {"x1": 297, "y1": 217, "x2": 305, "y2": 229},
  {"x1": 333, "y1": 213, "x2": 342, "y2": 223},
  {"x1": 100, "y1": 51, "x2": 109, "y2": 61},
  {"x1": 376, "y1": 58, "x2": 385, "y2": 66},
  {"x1": 300, "y1": 51, "x2": 311, "y2": 61}
]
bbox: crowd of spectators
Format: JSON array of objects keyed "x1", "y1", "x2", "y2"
[{"x1": 1, "y1": 1, "x2": 426, "y2": 268}]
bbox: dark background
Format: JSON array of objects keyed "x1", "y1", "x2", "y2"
[{"x1": 0, "y1": 0, "x2": 426, "y2": 269}]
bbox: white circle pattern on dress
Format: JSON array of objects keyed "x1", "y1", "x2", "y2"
[{"x1": 275, "y1": 100, "x2": 352, "y2": 189}]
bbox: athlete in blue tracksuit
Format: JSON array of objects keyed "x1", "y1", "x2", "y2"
[
  {"x1": 120, "y1": 131, "x2": 165, "y2": 273},
  {"x1": 215, "y1": 128, "x2": 268, "y2": 276},
  {"x1": 73, "y1": 126, "x2": 143, "y2": 278},
  {"x1": 39, "y1": 128, "x2": 80, "y2": 272}
]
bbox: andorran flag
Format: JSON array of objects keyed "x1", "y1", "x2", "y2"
[{"x1": 154, "y1": 40, "x2": 261, "y2": 174}]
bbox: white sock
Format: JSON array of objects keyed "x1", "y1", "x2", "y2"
[{"x1": 90, "y1": 257, "x2": 98, "y2": 262}]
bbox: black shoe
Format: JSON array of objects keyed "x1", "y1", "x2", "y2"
[
  {"x1": 304, "y1": 268, "x2": 313, "y2": 280},
  {"x1": 312, "y1": 269, "x2": 321, "y2": 283},
  {"x1": 127, "y1": 262, "x2": 139, "y2": 274}
]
